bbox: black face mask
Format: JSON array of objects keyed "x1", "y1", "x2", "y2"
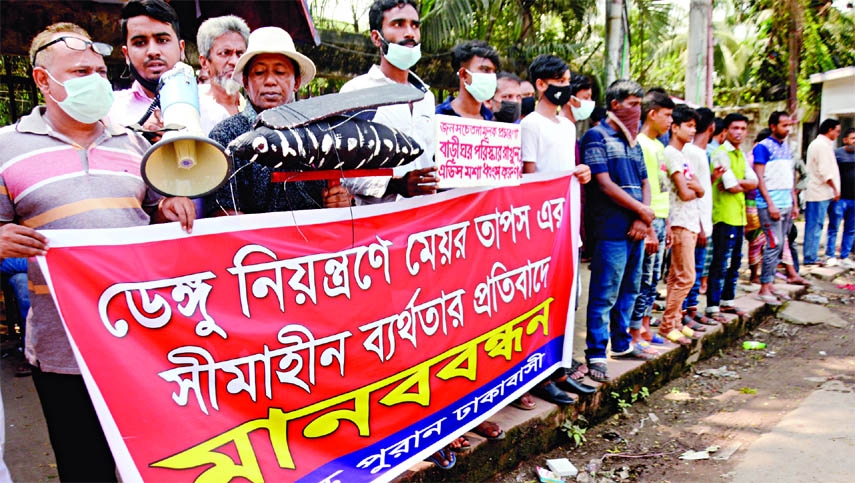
[
  {"x1": 521, "y1": 96, "x2": 535, "y2": 116},
  {"x1": 544, "y1": 84, "x2": 572, "y2": 106},
  {"x1": 128, "y1": 62, "x2": 160, "y2": 94},
  {"x1": 493, "y1": 100, "x2": 521, "y2": 123}
]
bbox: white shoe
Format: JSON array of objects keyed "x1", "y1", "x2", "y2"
[
  {"x1": 826, "y1": 257, "x2": 838, "y2": 267},
  {"x1": 840, "y1": 258, "x2": 855, "y2": 270}
]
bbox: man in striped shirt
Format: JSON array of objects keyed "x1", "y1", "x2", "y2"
[{"x1": 0, "y1": 23, "x2": 194, "y2": 481}]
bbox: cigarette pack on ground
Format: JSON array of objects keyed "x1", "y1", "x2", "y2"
[
  {"x1": 536, "y1": 466, "x2": 565, "y2": 483},
  {"x1": 546, "y1": 458, "x2": 579, "y2": 477}
]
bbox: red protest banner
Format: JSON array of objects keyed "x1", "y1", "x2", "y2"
[{"x1": 37, "y1": 172, "x2": 579, "y2": 483}]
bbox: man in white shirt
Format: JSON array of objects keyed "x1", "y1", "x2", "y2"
[
  {"x1": 803, "y1": 118, "x2": 842, "y2": 265},
  {"x1": 340, "y1": 0, "x2": 438, "y2": 205}
]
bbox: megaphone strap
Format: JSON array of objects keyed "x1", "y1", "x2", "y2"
[{"x1": 136, "y1": 94, "x2": 161, "y2": 126}]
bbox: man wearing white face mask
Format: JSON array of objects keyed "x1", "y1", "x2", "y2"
[
  {"x1": 0, "y1": 23, "x2": 196, "y2": 481},
  {"x1": 436, "y1": 40, "x2": 499, "y2": 120},
  {"x1": 340, "y1": 0, "x2": 438, "y2": 205}
]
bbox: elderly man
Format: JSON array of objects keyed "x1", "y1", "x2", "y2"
[
  {"x1": 109, "y1": 0, "x2": 184, "y2": 128},
  {"x1": 340, "y1": 0, "x2": 438, "y2": 205},
  {"x1": 0, "y1": 22, "x2": 195, "y2": 481},
  {"x1": 205, "y1": 27, "x2": 349, "y2": 216},
  {"x1": 196, "y1": 15, "x2": 249, "y2": 133}
]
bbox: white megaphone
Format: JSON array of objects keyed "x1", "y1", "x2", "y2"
[{"x1": 140, "y1": 62, "x2": 230, "y2": 198}]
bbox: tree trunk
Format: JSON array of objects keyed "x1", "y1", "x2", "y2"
[
  {"x1": 686, "y1": 0, "x2": 712, "y2": 106},
  {"x1": 605, "y1": 0, "x2": 625, "y2": 86}
]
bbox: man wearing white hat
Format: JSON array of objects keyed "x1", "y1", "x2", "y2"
[
  {"x1": 340, "y1": 0, "x2": 439, "y2": 205},
  {"x1": 205, "y1": 27, "x2": 350, "y2": 216}
]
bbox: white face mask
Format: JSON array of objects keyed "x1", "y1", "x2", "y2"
[
  {"x1": 44, "y1": 69, "x2": 114, "y2": 124},
  {"x1": 377, "y1": 33, "x2": 421, "y2": 71},
  {"x1": 571, "y1": 98, "x2": 596, "y2": 121},
  {"x1": 463, "y1": 70, "x2": 497, "y2": 102}
]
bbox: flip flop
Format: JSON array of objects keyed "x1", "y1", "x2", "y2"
[
  {"x1": 660, "y1": 329, "x2": 692, "y2": 346},
  {"x1": 448, "y1": 436, "x2": 472, "y2": 453},
  {"x1": 510, "y1": 393, "x2": 537, "y2": 410},
  {"x1": 772, "y1": 290, "x2": 791, "y2": 301},
  {"x1": 633, "y1": 341, "x2": 658, "y2": 355},
  {"x1": 472, "y1": 420, "x2": 506, "y2": 440},
  {"x1": 426, "y1": 447, "x2": 456, "y2": 469}
]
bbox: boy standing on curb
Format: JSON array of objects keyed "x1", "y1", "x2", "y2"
[
  {"x1": 521, "y1": 54, "x2": 592, "y2": 404},
  {"x1": 628, "y1": 90, "x2": 674, "y2": 352},
  {"x1": 706, "y1": 113, "x2": 758, "y2": 320},
  {"x1": 660, "y1": 106, "x2": 704, "y2": 345}
]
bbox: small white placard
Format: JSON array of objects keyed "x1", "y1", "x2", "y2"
[{"x1": 434, "y1": 114, "x2": 522, "y2": 188}]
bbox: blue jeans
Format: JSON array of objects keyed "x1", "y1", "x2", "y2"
[
  {"x1": 0, "y1": 258, "x2": 29, "y2": 323},
  {"x1": 706, "y1": 223, "x2": 743, "y2": 313},
  {"x1": 804, "y1": 200, "x2": 832, "y2": 264},
  {"x1": 630, "y1": 218, "x2": 666, "y2": 329},
  {"x1": 585, "y1": 237, "x2": 644, "y2": 362},
  {"x1": 826, "y1": 199, "x2": 855, "y2": 258},
  {"x1": 683, "y1": 235, "x2": 710, "y2": 310}
]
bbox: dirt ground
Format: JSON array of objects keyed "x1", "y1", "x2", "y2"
[{"x1": 495, "y1": 278, "x2": 855, "y2": 483}]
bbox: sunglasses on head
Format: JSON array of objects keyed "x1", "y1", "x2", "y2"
[{"x1": 34, "y1": 36, "x2": 113, "y2": 61}]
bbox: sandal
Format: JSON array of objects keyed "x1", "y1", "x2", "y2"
[
  {"x1": 692, "y1": 311, "x2": 718, "y2": 326},
  {"x1": 510, "y1": 393, "x2": 537, "y2": 410},
  {"x1": 720, "y1": 306, "x2": 748, "y2": 317},
  {"x1": 448, "y1": 435, "x2": 472, "y2": 453},
  {"x1": 707, "y1": 312, "x2": 729, "y2": 323},
  {"x1": 426, "y1": 447, "x2": 456, "y2": 469},
  {"x1": 661, "y1": 329, "x2": 692, "y2": 346},
  {"x1": 772, "y1": 290, "x2": 791, "y2": 301},
  {"x1": 682, "y1": 318, "x2": 707, "y2": 332},
  {"x1": 787, "y1": 276, "x2": 812, "y2": 286},
  {"x1": 756, "y1": 294, "x2": 782, "y2": 306},
  {"x1": 588, "y1": 362, "x2": 609, "y2": 382},
  {"x1": 681, "y1": 326, "x2": 699, "y2": 339},
  {"x1": 472, "y1": 420, "x2": 505, "y2": 440},
  {"x1": 568, "y1": 360, "x2": 588, "y2": 381},
  {"x1": 612, "y1": 346, "x2": 654, "y2": 361}
]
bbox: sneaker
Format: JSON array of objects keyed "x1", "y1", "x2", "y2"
[
  {"x1": 827, "y1": 257, "x2": 839, "y2": 267},
  {"x1": 840, "y1": 258, "x2": 855, "y2": 270}
]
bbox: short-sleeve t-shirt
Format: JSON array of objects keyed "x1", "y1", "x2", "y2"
[
  {"x1": 520, "y1": 111, "x2": 576, "y2": 172},
  {"x1": 581, "y1": 121, "x2": 648, "y2": 240},
  {"x1": 665, "y1": 145, "x2": 700, "y2": 233},
  {"x1": 637, "y1": 133, "x2": 670, "y2": 218},
  {"x1": 752, "y1": 136, "x2": 794, "y2": 209}
]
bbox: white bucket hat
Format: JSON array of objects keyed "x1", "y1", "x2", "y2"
[{"x1": 232, "y1": 27, "x2": 316, "y2": 86}]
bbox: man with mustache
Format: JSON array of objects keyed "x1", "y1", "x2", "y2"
[
  {"x1": 195, "y1": 15, "x2": 250, "y2": 134},
  {"x1": 339, "y1": 0, "x2": 438, "y2": 205}
]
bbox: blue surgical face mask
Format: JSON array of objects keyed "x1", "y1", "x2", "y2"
[
  {"x1": 571, "y1": 97, "x2": 596, "y2": 121},
  {"x1": 463, "y1": 69, "x2": 497, "y2": 102},
  {"x1": 44, "y1": 69, "x2": 114, "y2": 124},
  {"x1": 376, "y1": 32, "x2": 421, "y2": 71}
]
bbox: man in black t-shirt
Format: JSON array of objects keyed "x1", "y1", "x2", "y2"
[{"x1": 827, "y1": 128, "x2": 855, "y2": 266}]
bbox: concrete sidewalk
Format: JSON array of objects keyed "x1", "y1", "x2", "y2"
[{"x1": 732, "y1": 380, "x2": 855, "y2": 482}]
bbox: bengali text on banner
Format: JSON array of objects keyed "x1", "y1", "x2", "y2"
[{"x1": 37, "y1": 171, "x2": 580, "y2": 483}]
